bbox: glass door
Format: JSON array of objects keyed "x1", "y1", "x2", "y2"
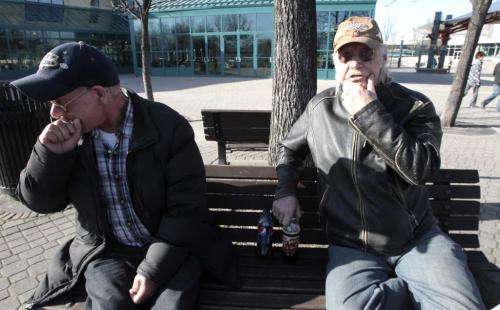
[
  {"x1": 192, "y1": 36, "x2": 206, "y2": 75},
  {"x1": 239, "y1": 34, "x2": 254, "y2": 77},
  {"x1": 207, "y1": 35, "x2": 221, "y2": 75},
  {"x1": 223, "y1": 35, "x2": 238, "y2": 75}
]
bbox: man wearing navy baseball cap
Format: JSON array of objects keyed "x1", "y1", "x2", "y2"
[{"x1": 12, "y1": 42, "x2": 238, "y2": 310}]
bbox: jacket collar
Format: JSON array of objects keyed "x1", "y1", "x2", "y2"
[{"x1": 126, "y1": 89, "x2": 159, "y2": 152}]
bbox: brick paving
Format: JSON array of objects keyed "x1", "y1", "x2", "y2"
[{"x1": 1, "y1": 69, "x2": 499, "y2": 309}]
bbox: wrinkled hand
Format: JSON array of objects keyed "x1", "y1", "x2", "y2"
[
  {"x1": 38, "y1": 118, "x2": 82, "y2": 154},
  {"x1": 129, "y1": 274, "x2": 158, "y2": 305},
  {"x1": 341, "y1": 74, "x2": 378, "y2": 115},
  {"x1": 272, "y1": 196, "x2": 301, "y2": 227}
]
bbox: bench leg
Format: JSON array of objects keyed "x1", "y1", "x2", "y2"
[{"x1": 217, "y1": 141, "x2": 227, "y2": 165}]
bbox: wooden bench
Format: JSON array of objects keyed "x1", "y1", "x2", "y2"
[
  {"x1": 38, "y1": 166, "x2": 500, "y2": 309},
  {"x1": 200, "y1": 165, "x2": 500, "y2": 309},
  {"x1": 201, "y1": 109, "x2": 271, "y2": 165}
]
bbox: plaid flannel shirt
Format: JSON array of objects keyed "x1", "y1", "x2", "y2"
[{"x1": 93, "y1": 96, "x2": 152, "y2": 247}]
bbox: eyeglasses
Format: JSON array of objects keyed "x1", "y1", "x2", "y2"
[
  {"x1": 50, "y1": 88, "x2": 89, "y2": 113},
  {"x1": 338, "y1": 48, "x2": 374, "y2": 63}
]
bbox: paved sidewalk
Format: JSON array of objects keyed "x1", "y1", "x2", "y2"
[{"x1": 1, "y1": 69, "x2": 499, "y2": 309}]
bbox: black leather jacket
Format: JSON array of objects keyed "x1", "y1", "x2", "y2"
[{"x1": 275, "y1": 82, "x2": 443, "y2": 255}]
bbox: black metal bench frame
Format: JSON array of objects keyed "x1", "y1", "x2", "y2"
[{"x1": 201, "y1": 109, "x2": 271, "y2": 165}]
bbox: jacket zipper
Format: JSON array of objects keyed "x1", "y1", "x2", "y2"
[
  {"x1": 393, "y1": 181, "x2": 419, "y2": 229},
  {"x1": 351, "y1": 132, "x2": 367, "y2": 249}
]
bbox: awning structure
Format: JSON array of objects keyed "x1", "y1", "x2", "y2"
[{"x1": 442, "y1": 1, "x2": 500, "y2": 35}]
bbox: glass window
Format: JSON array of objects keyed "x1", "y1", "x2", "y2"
[
  {"x1": 151, "y1": 52, "x2": 163, "y2": 68},
  {"x1": 317, "y1": 51, "x2": 327, "y2": 69},
  {"x1": 257, "y1": 33, "x2": 272, "y2": 57},
  {"x1": 59, "y1": 32, "x2": 74, "y2": 39},
  {"x1": 240, "y1": 34, "x2": 253, "y2": 58},
  {"x1": 256, "y1": 13, "x2": 273, "y2": 31},
  {"x1": 223, "y1": 15, "x2": 238, "y2": 32},
  {"x1": 43, "y1": 31, "x2": 59, "y2": 39},
  {"x1": 330, "y1": 11, "x2": 349, "y2": 30},
  {"x1": 317, "y1": 12, "x2": 329, "y2": 31},
  {"x1": 350, "y1": 11, "x2": 370, "y2": 18},
  {"x1": 207, "y1": 15, "x2": 221, "y2": 32},
  {"x1": 175, "y1": 17, "x2": 189, "y2": 33},
  {"x1": 161, "y1": 18, "x2": 175, "y2": 34},
  {"x1": 164, "y1": 35, "x2": 176, "y2": 67},
  {"x1": 191, "y1": 16, "x2": 205, "y2": 33},
  {"x1": 52, "y1": 0, "x2": 63, "y2": 4},
  {"x1": 239, "y1": 14, "x2": 255, "y2": 32},
  {"x1": 317, "y1": 32, "x2": 328, "y2": 50},
  {"x1": 176, "y1": 35, "x2": 191, "y2": 67}
]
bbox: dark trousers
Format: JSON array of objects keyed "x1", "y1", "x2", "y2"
[{"x1": 84, "y1": 245, "x2": 201, "y2": 310}]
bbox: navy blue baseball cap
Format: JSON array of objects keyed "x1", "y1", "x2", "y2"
[{"x1": 11, "y1": 41, "x2": 119, "y2": 101}]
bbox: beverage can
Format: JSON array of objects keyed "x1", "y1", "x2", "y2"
[{"x1": 282, "y1": 218, "x2": 300, "y2": 260}]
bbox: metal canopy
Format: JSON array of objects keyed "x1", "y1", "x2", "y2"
[{"x1": 443, "y1": 1, "x2": 500, "y2": 35}]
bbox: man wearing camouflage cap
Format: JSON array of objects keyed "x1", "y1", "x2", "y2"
[{"x1": 272, "y1": 16, "x2": 485, "y2": 309}]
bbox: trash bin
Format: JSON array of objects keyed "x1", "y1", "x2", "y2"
[{"x1": 0, "y1": 83, "x2": 50, "y2": 197}]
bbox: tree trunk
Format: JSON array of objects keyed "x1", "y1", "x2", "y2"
[
  {"x1": 268, "y1": 0, "x2": 317, "y2": 165},
  {"x1": 141, "y1": 12, "x2": 154, "y2": 101},
  {"x1": 441, "y1": 0, "x2": 491, "y2": 127}
]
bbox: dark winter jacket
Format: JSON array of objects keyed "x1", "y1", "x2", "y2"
[{"x1": 18, "y1": 90, "x2": 239, "y2": 307}]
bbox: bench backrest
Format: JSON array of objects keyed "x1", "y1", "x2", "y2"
[
  {"x1": 201, "y1": 109, "x2": 271, "y2": 143},
  {"x1": 205, "y1": 165, "x2": 481, "y2": 257}
]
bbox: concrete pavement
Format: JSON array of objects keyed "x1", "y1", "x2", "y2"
[{"x1": 1, "y1": 69, "x2": 499, "y2": 309}]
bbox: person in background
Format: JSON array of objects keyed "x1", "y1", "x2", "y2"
[
  {"x1": 464, "y1": 51, "x2": 486, "y2": 108},
  {"x1": 479, "y1": 60, "x2": 500, "y2": 111},
  {"x1": 271, "y1": 16, "x2": 485, "y2": 310},
  {"x1": 10, "y1": 41, "x2": 238, "y2": 310}
]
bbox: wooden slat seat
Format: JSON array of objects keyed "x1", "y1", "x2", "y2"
[
  {"x1": 201, "y1": 109, "x2": 271, "y2": 164},
  {"x1": 38, "y1": 166, "x2": 500, "y2": 309},
  {"x1": 199, "y1": 166, "x2": 500, "y2": 309}
]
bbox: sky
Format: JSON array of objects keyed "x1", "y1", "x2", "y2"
[{"x1": 374, "y1": 0, "x2": 473, "y2": 43}]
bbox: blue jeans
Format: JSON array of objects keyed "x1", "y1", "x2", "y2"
[
  {"x1": 464, "y1": 84, "x2": 480, "y2": 107},
  {"x1": 325, "y1": 225, "x2": 485, "y2": 310},
  {"x1": 480, "y1": 83, "x2": 500, "y2": 111}
]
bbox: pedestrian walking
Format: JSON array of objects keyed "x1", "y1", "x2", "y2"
[
  {"x1": 464, "y1": 51, "x2": 485, "y2": 108},
  {"x1": 479, "y1": 61, "x2": 500, "y2": 111}
]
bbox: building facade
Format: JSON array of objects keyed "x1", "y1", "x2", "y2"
[
  {"x1": 0, "y1": 0, "x2": 132, "y2": 81},
  {"x1": 132, "y1": 0, "x2": 376, "y2": 79}
]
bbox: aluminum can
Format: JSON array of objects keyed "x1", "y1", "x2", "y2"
[
  {"x1": 256, "y1": 210, "x2": 273, "y2": 257},
  {"x1": 282, "y1": 218, "x2": 300, "y2": 261}
]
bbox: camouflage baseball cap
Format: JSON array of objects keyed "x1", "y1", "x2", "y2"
[{"x1": 333, "y1": 16, "x2": 383, "y2": 52}]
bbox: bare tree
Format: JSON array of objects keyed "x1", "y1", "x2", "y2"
[
  {"x1": 382, "y1": 15, "x2": 397, "y2": 43},
  {"x1": 441, "y1": 0, "x2": 492, "y2": 127},
  {"x1": 268, "y1": 0, "x2": 317, "y2": 165},
  {"x1": 112, "y1": 0, "x2": 154, "y2": 100}
]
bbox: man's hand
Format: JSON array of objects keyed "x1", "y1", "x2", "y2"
[
  {"x1": 39, "y1": 118, "x2": 82, "y2": 154},
  {"x1": 341, "y1": 74, "x2": 378, "y2": 115},
  {"x1": 272, "y1": 196, "x2": 301, "y2": 227},
  {"x1": 129, "y1": 274, "x2": 158, "y2": 305}
]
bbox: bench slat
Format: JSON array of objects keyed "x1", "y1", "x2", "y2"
[
  {"x1": 222, "y1": 227, "x2": 326, "y2": 245},
  {"x1": 204, "y1": 128, "x2": 270, "y2": 142},
  {"x1": 449, "y1": 233, "x2": 480, "y2": 248},
  {"x1": 425, "y1": 185, "x2": 480, "y2": 199},
  {"x1": 208, "y1": 195, "x2": 318, "y2": 212},
  {"x1": 213, "y1": 211, "x2": 322, "y2": 228},
  {"x1": 207, "y1": 179, "x2": 317, "y2": 196},
  {"x1": 430, "y1": 169, "x2": 479, "y2": 184},
  {"x1": 205, "y1": 165, "x2": 317, "y2": 180},
  {"x1": 199, "y1": 290, "x2": 325, "y2": 309},
  {"x1": 431, "y1": 200, "x2": 480, "y2": 215},
  {"x1": 436, "y1": 216, "x2": 479, "y2": 230}
]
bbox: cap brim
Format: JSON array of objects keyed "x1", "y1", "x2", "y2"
[
  {"x1": 10, "y1": 73, "x2": 75, "y2": 102},
  {"x1": 334, "y1": 37, "x2": 381, "y2": 52}
]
